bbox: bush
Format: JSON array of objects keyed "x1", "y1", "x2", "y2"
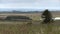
[
  {"x1": 5, "y1": 16, "x2": 32, "y2": 21},
  {"x1": 41, "y1": 9, "x2": 53, "y2": 24}
]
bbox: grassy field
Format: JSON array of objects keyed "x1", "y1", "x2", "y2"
[
  {"x1": 0, "y1": 12, "x2": 60, "y2": 34},
  {"x1": 0, "y1": 13, "x2": 42, "y2": 21},
  {"x1": 0, "y1": 21, "x2": 60, "y2": 34}
]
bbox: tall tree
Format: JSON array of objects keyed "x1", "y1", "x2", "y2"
[{"x1": 41, "y1": 9, "x2": 52, "y2": 24}]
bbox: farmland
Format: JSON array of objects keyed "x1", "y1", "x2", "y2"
[{"x1": 0, "y1": 12, "x2": 60, "y2": 34}]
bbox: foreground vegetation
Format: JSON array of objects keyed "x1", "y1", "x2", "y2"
[
  {"x1": 0, "y1": 12, "x2": 60, "y2": 34},
  {"x1": 0, "y1": 20, "x2": 60, "y2": 34}
]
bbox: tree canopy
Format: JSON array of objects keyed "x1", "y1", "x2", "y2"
[{"x1": 41, "y1": 9, "x2": 52, "y2": 24}]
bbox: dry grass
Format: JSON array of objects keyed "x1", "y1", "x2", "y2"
[
  {"x1": 0, "y1": 13, "x2": 60, "y2": 34},
  {"x1": 0, "y1": 13, "x2": 41, "y2": 21},
  {"x1": 0, "y1": 20, "x2": 59, "y2": 34}
]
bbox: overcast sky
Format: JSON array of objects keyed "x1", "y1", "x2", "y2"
[{"x1": 0, "y1": 0, "x2": 60, "y2": 11}]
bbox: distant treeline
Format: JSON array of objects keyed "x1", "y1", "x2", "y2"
[
  {"x1": 0, "y1": 10, "x2": 60, "y2": 13},
  {"x1": 0, "y1": 11, "x2": 42, "y2": 13}
]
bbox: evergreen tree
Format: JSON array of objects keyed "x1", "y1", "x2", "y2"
[{"x1": 41, "y1": 9, "x2": 53, "y2": 24}]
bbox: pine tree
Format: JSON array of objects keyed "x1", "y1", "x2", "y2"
[{"x1": 41, "y1": 9, "x2": 53, "y2": 24}]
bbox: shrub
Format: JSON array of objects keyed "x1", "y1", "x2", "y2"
[
  {"x1": 41, "y1": 9, "x2": 53, "y2": 24},
  {"x1": 5, "y1": 16, "x2": 32, "y2": 21}
]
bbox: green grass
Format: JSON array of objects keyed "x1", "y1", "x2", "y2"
[{"x1": 0, "y1": 20, "x2": 60, "y2": 34}]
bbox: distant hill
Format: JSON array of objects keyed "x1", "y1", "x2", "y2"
[{"x1": 0, "y1": 10, "x2": 60, "y2": 14}]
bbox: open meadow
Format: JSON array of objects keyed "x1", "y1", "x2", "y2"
[{"x1": 0, "y1": 12, "x2": 60, "y2": 34}]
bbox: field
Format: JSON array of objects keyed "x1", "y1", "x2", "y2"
[{"x1": 0, "y1": 12, "x2": 60, "y2": 34}]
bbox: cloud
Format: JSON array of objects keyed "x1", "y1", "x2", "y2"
[
  {"x1": 0, "y1": 3, "x2": 39, "y2": 8},
  {"x1": 0, "y1": 0, "x2": 36, "y2": 3},
  {"x1": 0, "y1": 0, "x2": 60, "y2": 10}
]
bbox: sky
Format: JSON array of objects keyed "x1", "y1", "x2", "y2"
[{"x1": 0, "y1": 0, "x2": 60, "y2": 11}]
